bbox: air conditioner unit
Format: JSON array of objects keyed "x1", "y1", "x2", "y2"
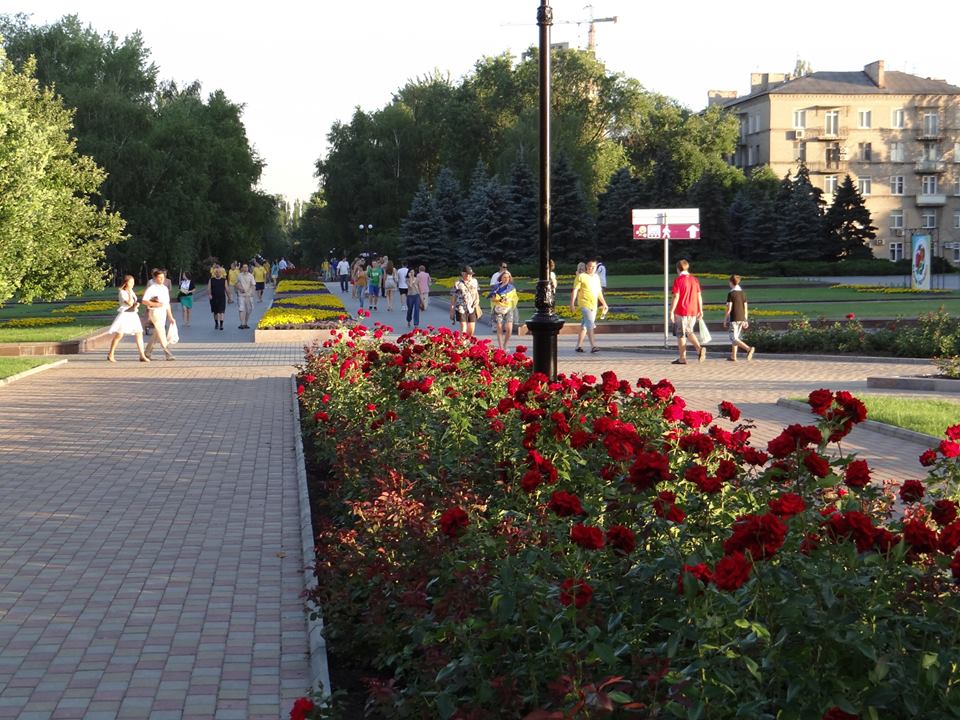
[
  {"x1": 873, "y1": 238, "x2": 885, "y2": 246},
  {"x1": 794, "y1": 129, "x2": 805, "y2": 139},
  {"x1": 893, "y1": 229, "x2": 905, "y2": 237}
]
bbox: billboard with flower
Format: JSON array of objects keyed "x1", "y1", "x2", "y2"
[{"x1": 911, "y1": 233, "x2": 931, "y2": 290}]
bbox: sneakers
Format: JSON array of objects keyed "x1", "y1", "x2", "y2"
[
  {"x1": 747, "y1": 346, "x2": 755, "y2": 362},
  {"x1": 671, "y1": 358, "x2": 687, "y2": 365},
  {"x1": 698, "y1": 347, "x2": 707, "y2": 363}
]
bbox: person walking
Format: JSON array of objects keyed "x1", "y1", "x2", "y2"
[
  {"x1": 106, "y1": 275, "x2": 149, "y2": 362},
  {"x1": 570, "y1": 259, "x2": 607, "y2": 353},
  {"x1": 723, "y1": 274, "x2": 756, "y2": 362},
  {"x1": 383, "y1": 260, "x2": 398, "y2": 311},
  {"x1": 252, "y1": 261, "x2": 268, "y2": 302},
  {"x1": 227, "y1": 261, "x2": 239, "y2": 304},
  {"x1": 488, "y1": 270, "x2": 519, "y2": 350},
  {"x1": 669, "y1": 258, "x2": 706, "y2": 365},
  {"x1": 336, "y1": 256, "x2": 350, "y2": 293},
  {"x1": 366, "y1": 259, "x2": 382, "y2": 311},
  {"x1": 490, "y1": 261, "x2": 508, "y2": 286},
  {"x1": 415, "y1": 265, "x2": 431, "y2": 310},
  {"x1": 208, "y1": 264, "x2": 228, "y2": 330},
  {"x1": 353, "y1": 259, "x2": 367, "y2": 310},
  {"x1": 143, "y1": 268, "x2": 177, "y2": 360},
  {"x1": 397, "y1": 259, "x2": 410, "y2": 306},
  {"x1": 178, "y1": 272, "x2": 195, "y2": 327},
  {"x1": 450, "y1": 266, "x2": 482, "y2": 336},
  {"x1": 596, "y1": 260, "x2": 607, "y2": 289},
  {"x1": 236, "y1": 263, "x2": 256, "y2": 329},
  {"x1": 270, "y1": 259, "x2": 279, "y2": 286},
  {"x1": 405, "y1": 266, "x2": 422, "y2": 329}
]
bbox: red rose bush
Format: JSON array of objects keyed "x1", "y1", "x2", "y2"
[{"x1": 292, "y1": 322, "x2": 960, "y2": 719}]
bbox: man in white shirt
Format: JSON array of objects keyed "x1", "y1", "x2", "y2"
[
  {"x1": 278, "y1": 257, "x2": 288, "y2": 271},
  {"x1": 236, "y1": 264, "x2": 256, "y2": 329},
  {"x1": 397, "y1": 260, "x2": 410, "y2": 299},
  {"x1": 142, "y1": 268, "x2": 176, "y2": 360},
  {"x1": 490, "y1": 261, "x2": 508, "y2": 286},
  {"x1": 336, "y1": 256, "x2": 350, "y2": 292},
  {"x1": 596, "y1": 261, "x2": 607, "y2": 289}
]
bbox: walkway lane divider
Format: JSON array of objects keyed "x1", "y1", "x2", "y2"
[{"x1": 289, "y1": 374, "x2": 333, "y2": 700}]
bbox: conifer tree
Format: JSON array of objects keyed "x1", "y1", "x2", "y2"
[
  {"x1": 460, "y1": 160, "x2": 491, "y2": 262},
  {"x1": 774, "y1": 164, "x2": 824, "y2": 260},
  {"x1": 729, "y1": 167, "x2": 779, "y2": 261},
  {"x1": 550, "y1": 153, "x2": 595, "y2": 263},
  {"x1": 433, "y1": 166, "x2": 464, "y2": 268},
  {"x1": 400, "y1": 180, "x2": 440, "y2": 267},
  {"x1": 822, "y1": 174, "x2": 876, "y2": 259},
  {"x1": 687, "y1": 167, "x2": 735, "y2": 259},
  {"x1": 504, "y1": 158, "x2": 538, "y2": 261},
  {"x1": 596, "y1": 167, "x2": 644, "y2": 260}
]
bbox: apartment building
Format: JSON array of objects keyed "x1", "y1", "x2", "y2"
[{"x1": 712, "y1": 61, "x2": 960, "y2": 264}]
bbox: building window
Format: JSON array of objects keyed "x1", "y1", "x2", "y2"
[
  {"x1": 921, "y1": 175, "x2": 939, "y2": 195},
  {"x1": 889, "y1": 142, "x2": 905, "y2": 162},
  {"x1": 955, "y1": 142, "x2": 960, "y2": 161},
  {"x1": 796, "y1": 142, "x2": 806, "y2": 163},
  {"x1": 826, "y1": 142, "x2": 841, "y2": 169},
  {"x1": 858, "y1": 110, "x2": 872, "y2": 128},
  {"x1": 890, "y1": 210, "x2": 904, "y2": 229},
  {"x1": 825, "y1": 175, "x2": 838, "y2": 195},
  {"x1": 793, "y1": 110, "x2": 806, "y2": 129},
  {"x1": 954, "y1": 177, "x2": 960, "y2": 195},
  {"x1": 922, "y1": 143, "x2": 939, "y2": 161},
  {"x1": 747, "y1": 145, "x2": 755, "y2": 165},
  {"x1": 889, "y1": 242, "x2": 904, "y2": 261},
  {"x1": 921, "y1": 212, "x2": 937, "y2": 229},
  {"x1": 857, "y1": 143, "x2": 872, "y2": 162},
  {"x1": 954, "y1": 212, "x2": 960, "y2": 230},
  {"x1": 858, "y1": 177, "x2": 872, "y2": 195},
  {"x1": 892, "y1": 108, "x2": 904, "y2": 128},
  {"x1": 825, "y1": 110, "x2": 839, "y2": 136},
  {"x1": 749, "y1": 113, "x2": 759, "y2": 134},
  {"x1": 890, "y1": 175, "x2": 904, "y2": 195},
  {"x1": 922, "y1": 111, "x2": 940, "y2": 137}
]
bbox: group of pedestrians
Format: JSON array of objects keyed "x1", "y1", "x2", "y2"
[
  {"x1": 107, "y1": 268, "x2": 179, "y2": 362},
  {"x1": 337, "y1": 256, "x2": 432, "y2": 329}
]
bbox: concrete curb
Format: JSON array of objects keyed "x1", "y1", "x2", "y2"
[
  {"x1": 599, "y1": 347, "x2": 937, "y2": 365},
  {"x1": 867, "y1": 375, "x2": 960, "y2": 393},
  {"x1": 775, "y1": 398, "x2": 939, "y2": 446},
  {"x1": 0, "y1": 358, "x2": 68, "y2": 387},
  {"x1": 289, "y1": 375, "x2": 332, "y2": 699}
]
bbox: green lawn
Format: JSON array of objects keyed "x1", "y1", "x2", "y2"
[
  {"x1": 794, "y1": 394, "x2": 960, "y2": 437},
  {"x1": 0, "y1": 357, "x2": 55, "y2": 379},
  {"x1": 0, "y1": 318, "x2": 110, "y2": 344}
]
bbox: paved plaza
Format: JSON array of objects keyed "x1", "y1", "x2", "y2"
[{"x1": 0, "y1": 283, "x2": 946, "y2": 719}]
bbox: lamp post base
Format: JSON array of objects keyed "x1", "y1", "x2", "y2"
[{"x1": 526, "y1": 311, "x2": 564, "y2": 379}]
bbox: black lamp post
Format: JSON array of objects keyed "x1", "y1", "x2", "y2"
[
  {"x1": 525, "y1": 0, "x2": 564, "y2": 378},
  {"x1": 358, "y1": 223, "x2": 373, "y2": 257}
]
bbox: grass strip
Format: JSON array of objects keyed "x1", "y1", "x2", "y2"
[{"x1": 0, "y1": 357, "x2": 55, "y2": 380}]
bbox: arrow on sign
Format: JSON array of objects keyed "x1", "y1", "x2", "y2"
[{"x1": 686, "y1": 225, "x2": 700, "y2": 239}]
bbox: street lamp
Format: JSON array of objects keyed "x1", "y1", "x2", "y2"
[
  {"x1": 525, "y1": 0, "x2": 564, "y2": 379},
  {"x1": 358, "y1": 224, "x2": 374, "y2": 257}
]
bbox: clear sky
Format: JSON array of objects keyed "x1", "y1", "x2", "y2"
[{"x1": 9, "y1": 0, "x2": 960, "y2": 204}]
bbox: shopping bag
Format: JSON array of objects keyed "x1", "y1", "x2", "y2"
[
  {"x1": 697, "y1": 317, "x2": 712, "y2": 345},
  {"x1": 167, "y1": 323, "x2": 180, "y2": 345}
]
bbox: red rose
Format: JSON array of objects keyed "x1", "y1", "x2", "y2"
[
  {"x1": 932, "y1": 500, "x2": 959, "y2": 526},
  {"x1": 768, "y1": 492, "x2": 805, "y2": 518},
  {"x1": 742, "y1": 447, "x2": 769, "y2": 466},
  {"x1": 939, "y1": 521, "x2": 960, "y2": 554},
  {"x1": 899, "y1": 480, "x2": 925, "y2": 503},
  {"x1": 548, "y1": 490, "x2": 584, "y2": 517},
  {"x1": 715, "y1": 458, "x2": 738, "y2": 481},
  {"x1": 844, "y1": 459, "x2": 871, "y2": 489},
  {"x1": 919, "y1": 449, "x2": 938, "y2": 467},
  {"x1": 490, "y1": 419, "x2": 505, "y2": 433},
  {"x1": 947, "y1": 424, "x2": 960, "y2": 441},
  {"x1": 418, "y1": 377, "x2": 434, "y2": 393},
  {"x1": 313, "y1": 411, "x2": 328, "y2": 422},
  {"x1": 653, "y1": 492, "x2": 686, "y2": 523},
  {"x1": 521, "y1": 468, "x2": 543, "y2": 493},
  {"x1": 823, "y1": 708, "x2": 860, "y2": 720},
  {"x1": 939, "y1": 440, "x2": 960, "y2": 458},
  {"x1": 297, "y1": 384, "x2": 305, "y2": 396},
  {"x1": 808, "y1": 389, "x2": 834, "y2": 416},
  {"x1": 713, "y1": 552, "x2": 752, "y2": 591},
  {"x1": 290, "y1": 697, "x2": 315, "y2": 720},
  {"x1": 724, "y1": 513, "x2": 788, "y2": 559},
  {"x1": 570, "y1": 523, "x2": 605, "y2": 550},
  {"x1": 846, "y1": 313, "x2": 856, "y2": 320},
  {"x1": 803, "y1": 451, "x2": 831, "y2": 478},
  {"x1": 677, "y1": 562, "x2": 713, "y2": 594},
  {"x1": 559, "y1": 578, "x2": 593, "y2": 608},
  {"x1": 719, "y1": 400, "x2": 741, "y2": 422},
  {"x1": 902, "y1": 519, "x2": 938, "y2": 554},
  {"x1": 629, "y1": 451, "x2": 671, "y2": 490},
  {"x1": 439, "y1": 507, "x2": 469, "y2": 538},
  {"x1": 606, "y1": 525, "x2": 636, "y2": 555}
]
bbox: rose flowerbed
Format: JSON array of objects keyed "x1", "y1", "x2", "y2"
[{"x1": 294, "y1": 319, "x2": 960, "y2": 719}]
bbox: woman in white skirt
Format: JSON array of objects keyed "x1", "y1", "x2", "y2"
[{"x1": 107, "y1": 275, "x2": 150, "y2": 362}]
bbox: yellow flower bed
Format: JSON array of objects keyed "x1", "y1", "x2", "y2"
[
  {"x1": 433, "y1": 276, "x2": 458, "y2": 289},
  {"x1": 1, "y1": 316, "x2": 76, "y2": 328},
  {"x1": 703, "y1": 304, "x2": 802, "y2": 317},
  {"x1": 258, "y1": 307, "x2": 346, "y2": 329},
  {"x1": 51, "y1": 300, "x2": 117, "y2": 314},
  {"x1": 275, "y1": 280, "x2": 327, "y2": 294},
  {"x1": 515, "y1": 291, "x2": 535, "y2": 303},
  {"x1": 699, "y1": 272, "x2": 755, "y2": 281},
  {"x1": 554, "y1": 306, "x2": 639, "y2": 321},
  {"x1": 830, "y1": 284, "x2": 949, "y2": 294},
  {"x1": 605, "y1": 291, "x2": 659, "y2": 300},
  {"x1": 273, "y1": 294, "x2": 346, "y2": 309}
]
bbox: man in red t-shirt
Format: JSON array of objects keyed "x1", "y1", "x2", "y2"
[{"x1": 669, "y1": 258, "x2": 705, "y2": 364}]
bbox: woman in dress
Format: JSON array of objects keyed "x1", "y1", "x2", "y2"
[
  {"x1": 107, "y1": 275, "x2": 149, "y2": 362},
  {"x1": 449, "y1": 265, "x2": 482, "y2": 337},
  {"x1": 178, "y1": 272, "x2": 195, "y2": 327},
  {"x1": 383, "y1": 260, "x2": 398, "y2": 311},
  {"x1": 208, "y1": 264, "x2": 227, "y2": 330}
]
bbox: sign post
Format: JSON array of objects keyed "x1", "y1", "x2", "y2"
[
  {"x1": 632, "y1": 208, "x2": 700, "y2": 347},
  {"x1": 911, "y1": 233, "x2": 931, "y2": 291}
]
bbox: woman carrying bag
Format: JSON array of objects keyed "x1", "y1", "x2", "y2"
[{"x1": 449, "y1": 265, "x2": 482, "y2": 337}]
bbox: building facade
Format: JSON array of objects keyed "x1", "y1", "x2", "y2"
[{"x1": 713, "y1": 61, "x2": 960, "y2": 264}]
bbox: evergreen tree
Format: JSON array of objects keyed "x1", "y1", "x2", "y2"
[
  {"x1": 432, "y1": 166, "x2": 463, "y2": 268},
  {"x1": 822, "y1": 174, "x2": 876, "y2": 260},
  {"x1": 400, "y1": 180, "x2": 440, "y2": 266},
  {"x1": 550, "y1": 153, "x2": 595, "y2": 263},
  {"x1": 504, "y1": 158, "x2": 538, "y2": 262},
  {"x1": 687, "y1": 167, "x2": 736, "y2": 259},
  {"x1": 729, "y1": 167, "x2": 779, "y2": 261},
  {"x1": 596, "y1": 167, "x2": 645, "y2": 260},
  {"x1": 774, "y1": 165, "x2": 824, "y2": 260},
  {"x1": 461, "y1": 160, "x2": 491, "y2": 262}
]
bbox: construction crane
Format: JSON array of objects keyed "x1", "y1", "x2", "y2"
[{"x1": 502, "y1": 4, "x2": 618, "y2": 53}]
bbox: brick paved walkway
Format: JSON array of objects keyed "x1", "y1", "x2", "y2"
[{"x1": 0, "y1": 283, "x2": 946, "y2": 719}]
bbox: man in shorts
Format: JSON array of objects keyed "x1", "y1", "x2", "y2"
[
  {"x1": 570, "y1": 259, "x2": 607, "y2": 353},
  {"x1": 669, "y1": 258, "x2": 705, "y2": 365},
  {"x1": 252, "y1": 261, "x2": 268, "y2": 302},
  {"x1": 236, "y1": 263, "x2": 256, "y2": 329},
  {"x1": 723, "y1": 274, "x2": 755, "y2": 362}
]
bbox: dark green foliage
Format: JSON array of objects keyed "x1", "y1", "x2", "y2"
[
  {"x1": 433, "y1": 167, "x2": 464, "y2": 268},
  {"x1": 686, "y1": 166, "x2": 739, "y2": 259},
  {"x1": 595, "y1": 167, "x2": 648, "y2": 261},
  {"x1": 728, "y1": 167, "x2": 779, "y2": 261},
  {"x1": 400, "y1": 181, "x2": 440, "y2": 267},
  {"x1": 460, "y1": 161, "x2": 512, "y2": 265},
  {"x1": 503, "y1": 158, "x2": 538, "y2": 262},
  {"x1": 773, "y1": 165, "x2": 825, "y2": 260},
  {"x1": 550, "y1": 154, "x2": 595, "y2": 263},
  {"x1": 822, "y1": 175, "x2": 877, "y2": 260}
]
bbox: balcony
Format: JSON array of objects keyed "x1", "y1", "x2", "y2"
[
  {"x1": 803, "y1": 161, "x2": 847, "y2": 173},
  {"x1": 915, "y1": 193, "x2": 947, "y2": 206},
  {"x1": 799, "y1": 127, "x2": 848, "y2": 141},
  {"x1": 916, "y1": 129, "x2": 943, "y2": 141},
  {"x1": 915, "y1": 159, "x2": 947, "y2": 173}
]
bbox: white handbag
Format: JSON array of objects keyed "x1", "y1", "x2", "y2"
[
  {"x1": 167, "y1": 323, "x2": 180, "y2": 345},
  {"x1": 697, "y1": 317, "x2": 712, "y2": 345}
]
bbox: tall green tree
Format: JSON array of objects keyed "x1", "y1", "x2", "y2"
[
  {"x1": 728, "y1": 167, "x2": 779, "y2": 261},
  {"x1": 774, "y1": 165, "x2": 825, "y2": 260},
  {"x1": 596, "y1": 167, "x2": 645, "y2": 260},
  {"x1": 550, "y1": 154, "x2": 595, "y2": 263},
  {"x1": 433, "y1": 166, "x2": 464, "y2": 269},
  {"x1": 0, "y1": 51, "x2": 125, "y2": 303},
  {"x1": 822, "y1": 174, "x2": 876, "y2": 259},
  {"x1": 400, "y1": 181, "x2": 440, "y2": 267},
  {"x1": 504, "y1": 157, "x2": 538, "y2": 261}
]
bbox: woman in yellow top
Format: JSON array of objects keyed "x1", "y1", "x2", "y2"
[
  {"x1": 226, "y1": 262, "x2": 239, "y2": 304},
  {"x1": 487, "y1": 270, "x2": 519, "y2": 351},
  {"x1": 252, "y1": 262, "x2": 268, "y2": 302},
  {"x1": 570, "y1": 259, "x2": 607, "y2": 353}
]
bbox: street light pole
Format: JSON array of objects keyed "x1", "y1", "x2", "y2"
[
  {"x1": 358, "y1": 224, "x2": 373, "y2": 257},
  {"x1": 525, "y1": 0, "x2": 564, "y2": 378}
]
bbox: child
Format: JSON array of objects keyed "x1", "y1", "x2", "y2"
[{"x1": 722, "y1": 274, "x2": 755, "y2": 362}]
